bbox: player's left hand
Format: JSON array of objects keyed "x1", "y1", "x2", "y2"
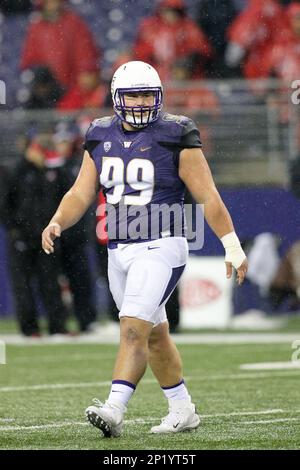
[
  {"x1": 42, "y1": 222, "x2": 61, "y2": 255},
  {"x1": 225, "y1": 258, "x2": 248, "y2": 285}
]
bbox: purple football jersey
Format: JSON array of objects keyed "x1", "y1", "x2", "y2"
[{"x1": 84, "y1": 112, "x2": 202, "y2": 246}]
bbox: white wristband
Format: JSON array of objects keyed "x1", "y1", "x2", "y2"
[{"x1": 221, "y1": 231, "x2": 246, "y2": 269}]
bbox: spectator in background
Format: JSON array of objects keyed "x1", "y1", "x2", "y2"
[
  {"x1": 133, "y1": 0, "x2": 213, "y2": 80},
  {"x1": 164, "y1": 58, "x2": 219, "y2": 113},
  {"x1": 197, "y1": 0, "x2": 237, "y2": 78},
  {"x1": 164, "y1": 59, "x2": 219, "y2": 158},
  {"x1": 270, "y1": 240, "x2": 300, "y2": 312},
  {"x1": 0, "y1": 0, "x2": 32, "y2": 15},
  {"x1": 1, "y1": 133, "x2": 68, "y2": 336},
  {"x1": 263, "y1": 3, "x2": 300, "y2": 81},
  {"x1": 225, "y1": 0, "x2": 288, "y2": 78},
  {"x1": 20, "y1": 0, "x2": 100, "y2": 90},
  {"x1": 24, "y1": 66, "x2": 64, "y2": 109},
  {"x1": 231, "y1": 233, "x2": 286, "y2": 329},
  {"x1": 261, "y1": 4, "x2": 300, "y2": 142},
  {"x1": 52, "y1": 126, "x2": 97, "y2": 332},
  {"x1": 0, "y1": 164, "x2": 9, "y2": 220},
  {"x1": 57, "y1": 63, "x2": 109, "y2": 112}
]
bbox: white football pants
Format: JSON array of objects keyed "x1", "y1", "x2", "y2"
[{"x1": 107, "y1": 237, "x2": 188, "y2": 326}]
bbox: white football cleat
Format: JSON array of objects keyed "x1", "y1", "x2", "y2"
[
  {"x1": 150, "y1": 401, "x2": 200, "y2": 434},
  {"x1": 85, "y1": 399, "x2": 124, "y2": 438}
]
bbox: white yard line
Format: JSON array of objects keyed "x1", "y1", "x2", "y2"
[
  {"x1": 1, "y1": 333, "x2": 300, "y2": 345},
  {"x1": 0, "y1": 381, "x2": 111, "y2": 392},
  {"x1": 126, "y1": 409, "x2": 290, "y2": 423},
  {"x1": 1, "y1": 370, "x2": 300, "y2": 393},
  {"x1": 0, "y1": 422, "x2": 88, "y2": 431},
  {"x1": 171, "y1": 333, "x2": 300, "y2": 345},
  {"x1": 0, "y1": 378, "x2": 156, "y2": 393},
  {"x1": 201, "y1": 409, "x2": 286, "y2": 418},
  {"x1": 243, "y1": 418, "x2": 300, "y2": 425},
  {"x1": 0, "y1": 377, "x2": 169, "y2": 393},
  {"x1": 240, "y1": 362, "x2": 300, "y2": 370},
  {"x1": 0, "y1": 409, "x2": 298, "y2": 432},
  {"x1": 204, "y1": 371, "x2": 300, "y2": 380}
]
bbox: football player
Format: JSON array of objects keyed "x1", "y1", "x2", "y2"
[{"x1": 42, "y1": 61, "x2": 248, "y2": 436}]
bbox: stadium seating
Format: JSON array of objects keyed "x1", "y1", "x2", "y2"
[
  {"x1": 0, "y1": 0, "x2": 157, "y2": 107},
  {"x1": 0, "y1": 0, "x2": 249, "y2": 108}
]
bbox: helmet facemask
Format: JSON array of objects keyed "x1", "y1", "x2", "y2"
[{"x1": 113, "y1": 87, "x2": 163, "y2": 128}]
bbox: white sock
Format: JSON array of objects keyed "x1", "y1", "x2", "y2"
[
  {"x1": 107, "y1": 380, "x2": 136, "y2": 411},
  {"x1": 161, "y1": 379, "x2": 191, "y2": 402}
]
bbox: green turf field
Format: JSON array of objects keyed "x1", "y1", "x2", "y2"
[{"x1": 0, "y1": 340, "x2": 300, "y2": 450}]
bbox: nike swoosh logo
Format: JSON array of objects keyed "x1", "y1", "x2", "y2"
[
  {"x1": 148, "y1": 246, "x2": 160, "y2": 250},
  {"x1": 140, "y1": 146, "x2": 152, "y2": 152},
  {"x1": 173, "y1": 422, "x2": 180, "y2": 429}
]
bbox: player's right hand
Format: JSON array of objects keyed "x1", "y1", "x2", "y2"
[
  {"x1": 42, "y1": 223, "x2": 61, "y2": 254},
  {"x1": 226, "y1": 257, "x2": 248, "y2": 286}
]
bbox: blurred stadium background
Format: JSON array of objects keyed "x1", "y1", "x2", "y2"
[{"x1": 0, "y1": 0, "x2": 300, "y2": 450}]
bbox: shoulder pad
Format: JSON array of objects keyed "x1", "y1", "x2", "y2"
[
  {"x1": 157, "y1": 113, "x2": 202, "y2": 158},
  {"x1": 159, "y1": 113, "x2": 200, "y2": 138},
  {"x1": 161, "y1": 112, "x2": 189, "y2": 127},
  {"x1": 85, "y1": 116, "x2": 115, "y2": 142},
  {"x1": 92, "y1": 116, "x2": 115, "y2": 129},
  {"x1": 160, "y1": 113, "x2": 198, "y2": 135},
  {"x1": 84, "y1": 116, "x2": 115, "y2": 154},
  {"x1": 180, "y1": 117, "x2": 199, "y2": 136}
]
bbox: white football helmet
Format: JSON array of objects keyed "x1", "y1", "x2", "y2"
[{"x1": 111, "y1": 61, "x2": 163, "y2": 128}]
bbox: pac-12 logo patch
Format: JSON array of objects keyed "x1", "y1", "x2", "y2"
[{"x1": 104, "y1": 141, "x2": 112, "y2": 152}]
